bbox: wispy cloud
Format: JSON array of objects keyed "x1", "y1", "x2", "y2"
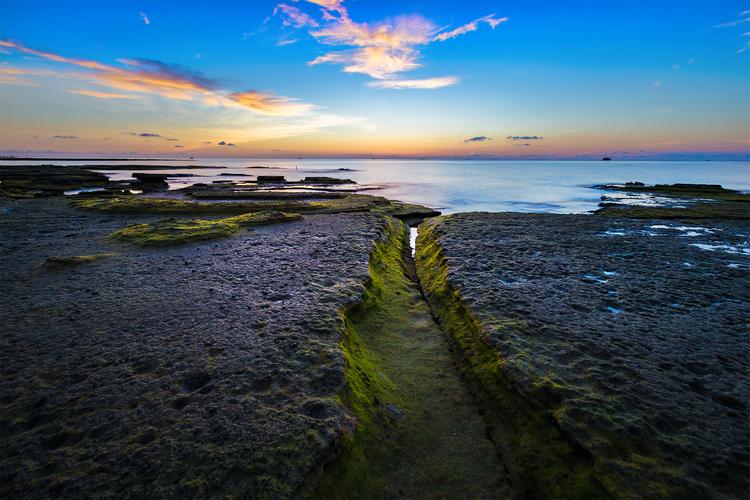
[
  {"x1": 715, "y1": 10, "x2": 750, "y2": 52},
  {"x1": 125, "y1": 132, "x2": 180, "y2": 141},
  {"x1": 140, "y1": 12, "x2": 150, "y2": 25},
  {"x1": 228, "y1": 90, "x2": 314, "y2": 116},
  {"x1": 367, "y1": 75, "x2": 459, "y2": 89},
  {"x1": 52, "y1": 135, "x2": 77, "y2": 139},
  {"x1": 0, "y1": 39, "x2": 318, "y2": 117},
  {"x1": 433, "y1": 15, "x2": 507, "y2": 42},
  {"x1": 68, "y1": 89, "x2": 142, "y2": 99},
  {"x1": 464, "y1": 135, "x2": 492, "y2": 143},
  {"x1": 218, "y1": 141, "x2": 236, "y2": 146},
  {"x1": 277, "y1": 0, "x2": 506, "y2": 88},
  {"x1": 274, "y1": 3, "x2": 319, "y2": 28},
  {"x1": 507, "y1": 135, "x2": 543, "y2": 140},
  {"x1": 277, "y1": 37, "x2": 298, "y2": 46}
]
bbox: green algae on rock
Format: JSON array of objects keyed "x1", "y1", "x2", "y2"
[
  {"x1": 110, "y1": 211, "x2": 302, "y2": 246},
  {"x1": 71, "y1": 194, "x2": 440, "y2": 220},
  {"x1": 313, "y1": 217, "x2": 510, "y2": 498},
  {"x1": 72, "y1": 195, "x2": 325, "y2": 214}
]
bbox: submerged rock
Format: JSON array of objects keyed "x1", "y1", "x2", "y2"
[
  {"x1": 303, "y1": 176, "x2": 355, "y2": 185},
  {"x1": 257, "y1": 175, "x2": 286, "y2": 183}
]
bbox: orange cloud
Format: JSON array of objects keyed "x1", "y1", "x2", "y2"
[
  {"x1": 228, "y1": 91, "x2": 315, "y2": 116},
  {"x1": 283, "y1": 1, "x2": 506, "y2": 87},
  {"x1": 67, "y1": 89, "x2": 142, "y2": 99},
  {"x1": 0, "y1": 39, "x2": 315, "y2": 116}
]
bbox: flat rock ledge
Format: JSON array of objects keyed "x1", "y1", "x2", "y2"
[
  {"x1": 416, "y1": 212, "x2": 749, "y2": 499},
  {"x1": 0, "y1": 197, "x2": 391, "y2": 498}
]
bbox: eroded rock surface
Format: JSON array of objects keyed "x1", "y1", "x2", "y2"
[
  {"x1": 418, "y1": 212, "x2": 749, "y2": 498},
  {"x1": 0, "y1": 197, "x2": 388, "y2": 498}
]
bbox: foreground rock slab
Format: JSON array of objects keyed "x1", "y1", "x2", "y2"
[
  {"x1": 417, "y1": 212, "x2": 749, "y2": 499},
  {"x1": 0, "y1": 197, "x2": 388, "y2": 498}
]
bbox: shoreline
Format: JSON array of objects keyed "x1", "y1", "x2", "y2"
[{"x1": 1, "y1": 168, "x2": 748, "y2": 497}]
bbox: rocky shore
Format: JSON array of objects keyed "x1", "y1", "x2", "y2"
[
  {"x1": 416, "y1": 212, "x2": 749, "y2": 498},
  {"x1": 0, "y1": 196, "x2": 390, "y2": 497},
  {"x1": 2, "y1": 166, "x2": 749, "y2": 498}
]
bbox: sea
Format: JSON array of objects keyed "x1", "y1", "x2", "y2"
[{"x1": 2, "y1": 159, "x2": 749, "y2": 214}]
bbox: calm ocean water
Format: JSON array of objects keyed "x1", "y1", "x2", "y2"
[{"x1": 4, "y1": 159, "x2": 749, "y2": 214}]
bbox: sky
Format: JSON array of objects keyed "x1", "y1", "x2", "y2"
[{"x1": 0, "y1": 0, "x2": 748, "y2": 160}]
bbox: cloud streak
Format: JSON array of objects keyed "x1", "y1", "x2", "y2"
[
  {"x1": 368, "y1": 76, "x2": 460, "y2": 89},
  {"x1": 140, "y1": 12, "x2": 150, "y2": 25},
  {"x1": 464, "y1": 136, "x2": 492, "y2": 143},
  {"x1": 507, "y1": 135, "x2": 543, "y2": 140},
  {"x1": 506, "y1": 135, "x2": 544, "y2": 141},
  {"x1": 433, "y1": 15, "x2": 507, "y2": 42},
  {"x1": 67, "y1": 89, "x2": 142, "y2": 99},
  {"x1": 274, "y1": 3, "x2": 319, "y2": 28},
  {"x1": 0, "y1": 39, "x2": 318, "y2": 117}
]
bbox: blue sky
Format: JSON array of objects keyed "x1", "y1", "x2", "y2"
[{"x1": 0, "y1": 0, "x2": 748, "y2": 158}]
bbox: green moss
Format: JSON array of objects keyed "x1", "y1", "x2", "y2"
[
  {"x1": 72, "y1": 196, "x2": 324, "y2": 214},
  {"x1": 71, "y1": 194, "x2": 441, "y2": 222},
  {"x1": 311, "y1": 217, "x2": 511, "y2": 498},
  {"x1": 38, "y1": 253, "x2": 115, "y2": 268},
  {"x1": 312, "y1": 218, "x2": 405, "y2": 497},
  {"x1": 110, "y1": 211, "x2": 302, "y2": 246},
  {"x1": 415, "y1": 217, "x2": 608, "y2": 499}
]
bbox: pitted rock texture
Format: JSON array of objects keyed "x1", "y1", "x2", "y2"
[
  {"x1": 0, "y1": 197, "x2": 387, "y2": 498},
  {"x1": 420, "y1": 212, "x2": 749, "y2": 499}
]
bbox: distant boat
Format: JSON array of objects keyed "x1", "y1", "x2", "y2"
[{"x1": 602, "y1": 157, "x2": 612, "y2": 161}]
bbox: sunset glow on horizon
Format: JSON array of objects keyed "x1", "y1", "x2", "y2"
[{"x1": 1, "y1": 0, "x2": 748, "y2": 160}]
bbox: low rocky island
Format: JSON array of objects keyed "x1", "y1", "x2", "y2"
[{"x1": 1, "y1": 167, "x2": 748, "y2": 498}]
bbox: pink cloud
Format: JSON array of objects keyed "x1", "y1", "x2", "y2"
[
  {"x1": 279, "y1": 0, "x2": 506, "y2": 88},
  {"x1": 274, "y1": 3, "x2": 319, "y2": 28}
]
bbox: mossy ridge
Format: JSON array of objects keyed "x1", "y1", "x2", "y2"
[
  {"x1": 71, "y1": 194, "x2": 440, "y2": 220},
  {"x1": 110, "y1": 211, "x2": 302, "y2": 246},
  {"x1": 415, "y1": 216, "x2": 607, "y2": 499},
  {"x1": 72, "y1": 196, "x2": 326, "y2": 214},
  {"x1": 310, "y1": 217, "x2": 510, "y2": 498},
  {"x1": 310, "y1": 217, "x2": 407, "y2": 497}
]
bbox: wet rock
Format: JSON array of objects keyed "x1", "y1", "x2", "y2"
[
  {"x1": 256, "y1": 175, "x2": 286, "y2": 183},
  {"x1": 0, "y1": 196, "x2": 389, "y2": 498},
  {"x1": 417, "y1": 212, "x2": 749, "y2": 499},
  {"x1": 131, "y1": 173, "x2": 168, "y2": 190}
]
